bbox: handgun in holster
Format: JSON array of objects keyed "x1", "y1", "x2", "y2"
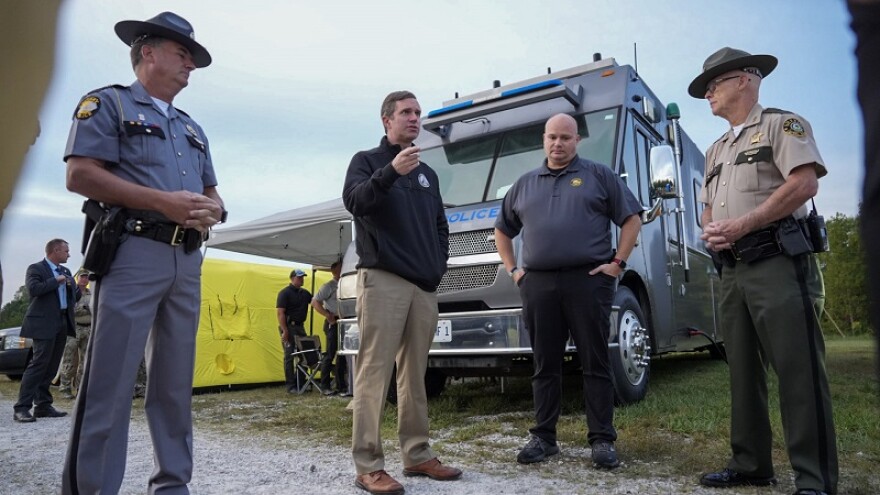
[
  {"x1": 81, "y1": 199, "x2": 127, "y2": 277},
  {"x1": 776, "y1": 216, "x2": 813, "y2": 257}
]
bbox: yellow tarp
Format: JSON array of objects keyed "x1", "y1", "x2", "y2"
[{"x1": 194, "y1": 258, "x2": 331, "y2": 387}]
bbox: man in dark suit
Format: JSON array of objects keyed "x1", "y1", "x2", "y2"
[{"x1": 13, "y1": 238, "x2": 80, "y2": 422}]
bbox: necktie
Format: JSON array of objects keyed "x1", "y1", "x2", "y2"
[{"x1": 56, "y1": 267, "x2": 68, "y2": 310}]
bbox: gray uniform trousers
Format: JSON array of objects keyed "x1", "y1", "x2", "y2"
[
  {"x1": 721, "y1": 253, "x2": 838, "y2": 494},
  {"x1": 63, "y1": 236, "x2": 201, "y2": 495}
]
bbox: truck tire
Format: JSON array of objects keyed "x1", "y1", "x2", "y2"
[
  {"x1": 609, "y1": 286, "x2": 651, "y2": 405},
  {"x1": 386, "y1": 367, "x2": 447, "y2": 405}
]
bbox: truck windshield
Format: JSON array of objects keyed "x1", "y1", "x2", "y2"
[{"x1": 423, "y1": 108, "x2": 620, "y2": 206}]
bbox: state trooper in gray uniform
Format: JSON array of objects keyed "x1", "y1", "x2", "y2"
[{"x1": 62, "y1": 12, "x2": 225, "y2": 495}]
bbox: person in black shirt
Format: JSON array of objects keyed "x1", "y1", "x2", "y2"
[
  {"x1": 343, "y1": 90, "x2": 460, "y2": 495},
  {"x1": 276, "y1": 268, "x2": 312, "y2": 393}
]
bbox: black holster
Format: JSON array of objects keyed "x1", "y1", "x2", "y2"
[
  {"x1": 776, "y1": 216, "x2": 813, "y2": 257},
  {"x1": 82, "y1": 200, "x2": 127, "y2": 277}
]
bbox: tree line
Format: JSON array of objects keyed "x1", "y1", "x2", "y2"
[
  {"x1": 0, "y1": 213, "x2": 873, "y2": 335},
  {"x1": 818, "y1": 212, "x2": 872, "y2": 335}
]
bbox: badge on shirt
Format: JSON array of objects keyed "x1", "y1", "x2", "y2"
[
  {"x1": 418, "y1": 173, "x2": 430, "y2": 188},
  {"x1": 783, "y1": 118, "x2": 805, "y2": 137},
  {"x1": 75, "y1": 96, "x2": 101, "y2": 120},
  {"x1": 570, "y1": 178, "x2": 583, "y2": 187},
  {"x1": 750, "y1": 132, "x2": 763, "y2": 144}
]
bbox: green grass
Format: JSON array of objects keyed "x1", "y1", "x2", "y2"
[{"x1": 1, "y1": 336, "x2": 876, "y2": 493}]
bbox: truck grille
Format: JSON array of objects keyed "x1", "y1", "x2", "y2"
[
  {"x1": 438, "y1": 264, "x2": 499, "y2": 294},
  {"x1": 449, "y1": 229, "x2": 497, "y2": 256}
]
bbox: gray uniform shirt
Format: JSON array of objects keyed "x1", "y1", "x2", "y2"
[
  {"x1": 313, "y1": 279, "x2": 339, "y2": 316},
  {"x1": 495, "y1": 156, "x2": 642, "y2": 270},
  {"x1": 64, "y1": 80, "x2": 217, "y2": 197}
]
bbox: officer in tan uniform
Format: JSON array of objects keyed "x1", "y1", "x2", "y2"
[{"x1": 689, "y1": 47, "x2": 837, "y2": 495}]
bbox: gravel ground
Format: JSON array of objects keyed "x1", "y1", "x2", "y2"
[{"x1": 0, "y1": 395, "x2": 772, "y2": 495}]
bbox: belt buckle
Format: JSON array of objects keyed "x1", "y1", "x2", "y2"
[{"x1": 170, "y1": 225, "x2": 185, "y2": 246}]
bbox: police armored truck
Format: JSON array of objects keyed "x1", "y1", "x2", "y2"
[{"x1": 338, "y1": 55, "x2": 720, "y2": 404}]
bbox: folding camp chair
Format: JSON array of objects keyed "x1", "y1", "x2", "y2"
[{"x1": 291, "y1": 335, "x2": 324, "y2": 394}]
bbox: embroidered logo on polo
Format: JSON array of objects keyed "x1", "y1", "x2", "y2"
[
  {"x1": 783, "y1": 118, "x2": 805, "y2": 137},
  {"x1": 75, "y1": 96, "x2": 101, "y2": 120},
  {"x1": 570, "y1": 178, "x2": 583, "y2": 187},
  {"x1": 418, "y1": 173, "x2": 430, "y2": 188}
]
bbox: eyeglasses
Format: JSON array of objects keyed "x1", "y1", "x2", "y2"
[{"x1": 705, "y1": 75, "x2": 742, "y2": 95}]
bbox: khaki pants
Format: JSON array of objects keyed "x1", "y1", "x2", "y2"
[{"x1": 351, "y1": 268, "x2": 437, "y2": 474}]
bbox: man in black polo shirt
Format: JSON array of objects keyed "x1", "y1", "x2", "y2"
[
  {"x1": 495, "y1": 113, "x2": 642, "y2": 469},
  {"x1": 276, "y1": 268, "x2": 312, "y2": 393}
]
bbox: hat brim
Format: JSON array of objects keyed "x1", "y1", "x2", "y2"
[
  {"x1": 688, "y1": 54, "x2": 777, "y2": 98},
  {"x1": 115, "y1": 20, "x2": 212, "y2": 68}
]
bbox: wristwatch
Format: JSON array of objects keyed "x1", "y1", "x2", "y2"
[
  {"x1": 219, "y1": 209, "x2": 229, "y2": 224},
  {"x1": 611, "y1": 258, "x2": 627, "y2": 269}
]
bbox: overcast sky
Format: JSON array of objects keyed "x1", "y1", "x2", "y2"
[{"x1": 0, "y1": 0, "x2": 861, "y2": 304}]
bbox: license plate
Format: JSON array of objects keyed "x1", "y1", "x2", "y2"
[{"x1": 434, "y1": 319, "x2": 452, "y2": 342}]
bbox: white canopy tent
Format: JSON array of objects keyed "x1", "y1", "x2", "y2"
[{"x1": 207, "y1": 197, "x2": 352, "y2": 267}]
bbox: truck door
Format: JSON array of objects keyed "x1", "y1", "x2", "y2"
[{"x1": 620, "y1": 113, "x2": 677, "y2": 352}]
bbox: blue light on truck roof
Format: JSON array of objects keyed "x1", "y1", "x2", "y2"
[
  {"x1": 427, "y1": 100, "x2": 474, "y2": 118},
  {"x1": 426, "y1": 79, "x2": 565, "y2": 119},
  {"x1": 500, "y1": 79, "x2": 563, "y2": 98}
]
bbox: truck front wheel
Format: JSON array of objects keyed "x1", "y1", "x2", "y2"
[{"x1": 609, "y1": 287, "x2": 651, "y2": 405}]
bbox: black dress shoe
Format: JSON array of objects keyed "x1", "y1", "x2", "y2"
[
  {"x1": 33, "y1": 407, "x2": 68, "y2": 418},
  {"x1": 13, "y1": 410, "x2": 36, "y2": 423},
  {"x1": 700, "y1": 468, "x2": 777, "y2": 488}
]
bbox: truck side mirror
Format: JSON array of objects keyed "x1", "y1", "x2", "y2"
[{"x1": 649, "y1": 145, "x2": 678, "y2": 199}]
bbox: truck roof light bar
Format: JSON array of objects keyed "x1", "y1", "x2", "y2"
[
  {"x1": 427, "y1": 79, "x2": 565, "y2": 119},
  {"x1": 423, "y1": 81, "x2": 583, "y2": 137}
]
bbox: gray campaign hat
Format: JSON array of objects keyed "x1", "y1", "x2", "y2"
[
  {"x1": 688, "y1": 47, "x2": 777, "y2": 99},
  {"x1": 115, "y1": 11, "x2": 212, "y2": 68}
]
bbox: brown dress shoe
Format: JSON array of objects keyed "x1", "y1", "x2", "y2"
[
  {"x1": 403, "y1": 457, "x2": 462, "y2": 481},
  {"x1": 355, "y1": 470, "x2": 404, "y2": 495}
]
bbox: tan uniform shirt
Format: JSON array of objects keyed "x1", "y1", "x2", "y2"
[{"x1": 700, "y1": 103, "x2": 827, "y2": 222}]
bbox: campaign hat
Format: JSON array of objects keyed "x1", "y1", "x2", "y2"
[
  {"x1": 688, "y1": 47, "x2": 777, "y2": 98},
  {"x1": 115, "y1": 11, "x2": 211, "y2": 68}
]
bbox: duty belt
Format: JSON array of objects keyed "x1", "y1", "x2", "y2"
[
  {"x1": 719, "y1": 226, "x2": 782, "y2": 267},
  {"x1": 125, "y1": 218, "x2": 202, "y2": 250}
]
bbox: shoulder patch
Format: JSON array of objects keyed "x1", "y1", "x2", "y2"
[
  {"x1": 75, "y1": 96, "x2": 101, "y2": 120},
  {"x1": 783, "y1": 118, "x2": 806, "y2": 137}
]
